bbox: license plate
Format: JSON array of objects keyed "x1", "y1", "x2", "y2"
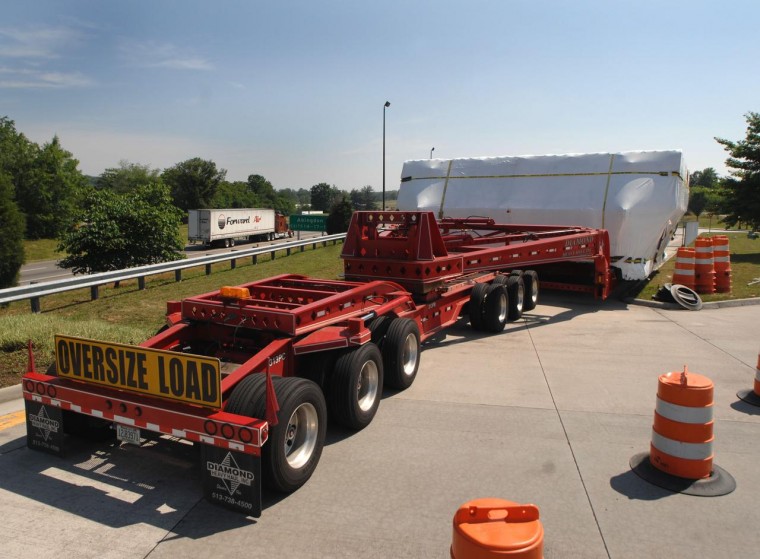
[{"x1": 116, "y1": 424, "x2": 141, "y2": 446}]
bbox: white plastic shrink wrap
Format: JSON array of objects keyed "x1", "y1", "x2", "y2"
[{"x1": 397, "y1": 150, "x2": 688, "y2": 280}]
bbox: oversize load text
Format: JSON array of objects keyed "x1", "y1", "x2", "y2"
[{"x1": 54, "y1": 335, "x2": 221, "y2": 408}]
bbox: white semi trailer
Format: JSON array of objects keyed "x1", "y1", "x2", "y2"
[{"x1": 188, "y1": 208, "x2": 291, "y2": 248}]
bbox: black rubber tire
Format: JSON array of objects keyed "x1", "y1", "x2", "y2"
[
  {"x1": 329, "y1": 343, "x2": 383, "y2": 430},
  {"x1": 230, "y1": 238, "x2": 235, "y2": 247},
  {"x1": 227, "y1": 375, "x2": 327, "y2": 493},
  {"x1": 468, "y1": 283, "x2": 489, "y2": 331},
  {"x1": 224, "y1": 373, "x2": 267, "y2": 416},
  {"x1": 492, "y1": 274, "x2": 509, "y2": 286},
  {"x1": 224, "y1": 238, "x2": 231, "y2": 248},
  {"x1": 45, "y1": 364, "x2": 115, "y2": 441},
  {"x1": 482, "y1": 284, "x2": 509, "y2": 332},
  {"x1": 382, "y1": 318, "x2": 421, "y2": 390},
  {"x1": 367, "y1": 315, "x2": 393, "y2": 346},
  {"x1": 506, "y1": 275, "x2": 525, "y2": 321},
  {"x1": 522, "y1": 270, "x2": 539, "y2": 311}
]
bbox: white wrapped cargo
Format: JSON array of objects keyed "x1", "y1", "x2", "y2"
[{"x1": 397, "y1": 150, "x2": 688, "y2": 280}]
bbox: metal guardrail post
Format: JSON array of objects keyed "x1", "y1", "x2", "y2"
[
  {"x1": 252, "y1": 255, "x2": 258, "y2": 265},
  {"x1": 90, "y1": 286, "x2": 99, "y2": 301},
  {"x1": 138, "y1": 277, "x2": 146, "y2": 290},
  {"x1": 270, "y1": 250, "x2": 276, "y2": 261},
  {"x1": 230, "y1": 259, "x2": 236, "y2": 270},
  {"x1": 175, "y1": 270, "x2": 182, "y2": 282},
  {"x1": 205, "y1": 264, "x2": 212, "y2": 275},
  {"x1": 31, "y1": 297, "x2": 40, "y2": 313}
]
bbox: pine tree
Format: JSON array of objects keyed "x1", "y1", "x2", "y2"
[{"x1": 715, "y1": 112, "x2": 760, "y2": 230}]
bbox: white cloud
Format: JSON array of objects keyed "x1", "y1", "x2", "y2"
[
  {"x1": 0, "y1": 67, "x2": 93, "y2": 89},
  {"x1": 121, "y1": 40, "x2": 213, "y2": 71},
  {"x1": 0, "y1": 25, "x2": 93, "y2": 89},
  {"x1": 0, "y1": 25, "x2": 83, "y2": 59}
]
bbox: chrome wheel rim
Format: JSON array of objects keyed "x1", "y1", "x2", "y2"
[
  {"x1": 497, "y1": 292, "x2": 508, "y2": 323},
  {"x1": 284, "y1": 402, "x2": 319, "y2": 469},
  {"x1": 402, "y1": 333, "x2": 419, "y2": 376},
  {"x1": 357, "y1": 360, "x2": 379, "y2": 412},
  {"x1": 515, "y1": 284, "x2": 524, "y2": 312}
]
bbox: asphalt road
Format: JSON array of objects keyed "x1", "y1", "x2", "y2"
[
  {"x1": 17, "y1": 231, "x2": 325, "y2": 285},
  {"x1": 1, "y1": 294, "x2": 759, "y2": 558}
]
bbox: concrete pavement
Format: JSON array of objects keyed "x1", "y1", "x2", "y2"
[{"x1": 1, "y1": 294, "x2": 758, "y2": 558}]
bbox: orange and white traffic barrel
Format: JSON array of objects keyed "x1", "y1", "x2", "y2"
[
  {"x1": 451, "y1": 498, "x2": 543, "y2": 559},
  {"x1": 650, "y1": 366, "x2": 714, "y2": 479},
  {"x1": 711, "y1": 235, "x2": 732, "y2": 293},
  {"x1": 737, "y1": 351, "x2": 760, "y2": 407},
  {"x1": 630, "y1": 366, "x2": 735, "y2": 496},
  {"x1": 671, "y1": 247, "x2": 696, "y2": 290},
  {"x1": 694, "y1": 237, "x2": 716, "y2": 294}
]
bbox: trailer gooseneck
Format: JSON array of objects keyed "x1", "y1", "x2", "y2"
[{"x1": 22, "y1": 211, "x2": 612, "y2": 515}]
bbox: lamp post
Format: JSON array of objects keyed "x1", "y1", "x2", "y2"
[
  {"x1": 430, "y1": 147, "x2": 435, "y2": 159},
  {"x1": 383, "y1": 100, "x2": 390, "y2": 211}
]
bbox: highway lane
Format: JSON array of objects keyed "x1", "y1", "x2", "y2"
[{"x1": 17, "y1": 231, "x2": 325, "y2": 286}]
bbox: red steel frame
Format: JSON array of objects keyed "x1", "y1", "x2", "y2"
[{"x1": 22, "y1": 210, "x2": 612, "y2": 458}]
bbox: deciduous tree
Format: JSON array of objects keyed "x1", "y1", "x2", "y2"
[
  {"x1": 326, "y1": 194, "x2": 354, "y2": 234},
  {"x1": 21, "y1": 136, "x2": 88, "y2": 239},
  {"x1": 58, "y1": 182, "x2": 184, "y2": 274},
  {"x1": 98, "y1": 161, "x2": 161, "y2": 194},
  {"x1": 162, "y1": 157, "x2": 226, "y2": 211},
  {"x1": 0, "y1": 172, "x2": 25, "y2": 288},
  {"x1": 310, "y1": 183, "x2": 341, "y2": 212}
]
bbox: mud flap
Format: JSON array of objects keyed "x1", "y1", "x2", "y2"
[
  {"x1": 25, "y1": 401, "x2": 65, "y2": 456},
  {"x1": 201, "y1": 445, "x2": 262, "y2": 517}
]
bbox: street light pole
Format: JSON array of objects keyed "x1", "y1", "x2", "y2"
[
  {"x1": 430, "y1": 147, "x2": 435, "y2": 159},
  {"x1": 383, "y1": 101, "x2": 390, "y2": 211}
]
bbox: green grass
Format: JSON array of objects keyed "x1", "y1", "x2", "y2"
[
  {"x1": 635, "y1": 233, "x2": 760, "y2": 302},
  {"x1": 0, "y1": 241, "x2": 344, "y2": 388},
  {"x1": 22, "y1": 223, "x2": 190, "y2": 263},
  {"x1": 24, "y1": 238, "x2": 63, "y2": 262}
]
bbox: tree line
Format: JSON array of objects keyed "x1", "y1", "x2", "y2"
[{"x1": 0, "y1": 116, "x2": 397, "y2": 288}]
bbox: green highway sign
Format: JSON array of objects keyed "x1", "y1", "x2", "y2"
[{"x1": 290, "y1": 214, "x2": 328, "y2": 232}]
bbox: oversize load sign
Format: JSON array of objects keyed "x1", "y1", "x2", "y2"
[{"x1": 54, "y1": 335, "x2": 222, "y2": 409}]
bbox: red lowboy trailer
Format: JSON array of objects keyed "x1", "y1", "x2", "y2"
[{"x1": 22, "y1": 211, "x2": 613, "y2": 515}]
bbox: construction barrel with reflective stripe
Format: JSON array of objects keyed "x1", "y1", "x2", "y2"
[
  {"x1": 649, "y1": 367, "x2": 714, "y2": 479},
  {"x1": 671, "y1": 247, "x2": 696, "y2": 289},
  {"x1": 694, "y1": 237, "x2": 716, "y2": 294},
  {"x1": 711, "y1": 235, "x2": 732, "y2": 293}
]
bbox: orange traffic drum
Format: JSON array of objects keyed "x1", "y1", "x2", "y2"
[{"x1": 451, "y1": 498, "x2": 543, "y2": 559}]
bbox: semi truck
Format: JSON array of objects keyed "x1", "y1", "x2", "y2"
[
  {"x1": 188, "y1": 208, "x2": 291, "y2": 248},
  {"x1": 22, "y1": 211, "x2": 613, "y2": 516}
]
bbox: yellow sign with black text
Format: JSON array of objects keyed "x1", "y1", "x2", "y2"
[{"x1": 54, "y1": 335, "x2": 222, "y2": 409}]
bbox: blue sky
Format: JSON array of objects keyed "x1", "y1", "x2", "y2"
[{"x1": 1, "y1": 1, "x2": 757, "y2": 191}]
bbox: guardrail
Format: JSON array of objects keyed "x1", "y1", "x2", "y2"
[{"x1": 1, "y1": 234, "x2": 347, "y2": 313}]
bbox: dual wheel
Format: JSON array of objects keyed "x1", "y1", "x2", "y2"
[
  {"x1": 226, "y1": 374, "x2": 327, "y2": 494},
  {"x1": 224, "y1": 317, "x2": 422, "y2": 494},
  {"x1": 328, "y1": 317, "x2": 421, "y2": 429},
  {"x1": 469, "y1": 270, "x2": 539, "y2": 332}
]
